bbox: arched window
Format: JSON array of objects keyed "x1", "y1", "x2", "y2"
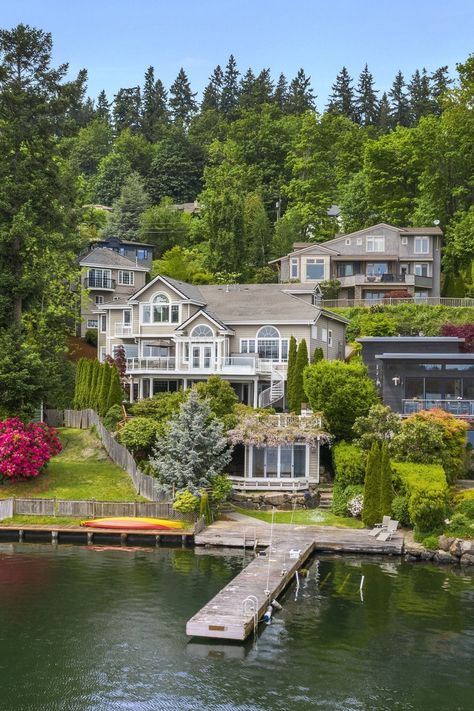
[
  {"x1": 141, "y1": 291, "x2": 179, "y2": 324},
  {"x1": 191, "y1": 324, "x2": 214, "y2": 338},
  {"x1": 152, "y1": 292, "x2": 169, "y2": 303},
  {"x1": 256, "y1": 325, "x2": 288, "y2": 361}
]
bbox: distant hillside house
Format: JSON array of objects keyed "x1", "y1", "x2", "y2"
[{"x1": 270, "y1": 223, "x2": 442, "y2": 303}]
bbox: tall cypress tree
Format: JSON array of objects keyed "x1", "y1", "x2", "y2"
[
  {"x1": 169, "y1": 67, "x2": 197, "y2": 127},
  {"x1": 389, "y1": 70, "x2": 410, "y2": 127},
  {"x1": 201, "y1": 64, "x2": 224, "y2": 111},
  {"x1": 87, "y1": 359, "x2": 99, "y2": 409},
  {"x1": 107, "y1": 363, "x2": 123, "y2": 412},
  {"x1": 221, "y1": 54, "x2": 240, "y2": 118},
  {"x1": 141, "y1": 66, "x2": 168, "y2": 141},
  {"x1": 379, "y1": 441, "x2": 394, "y2": 517},
  {"x1": 377, "y1": 92, "x2": 391, "y2": 133},
  {"x1": 98, "y1": 363, "x2": 112, "y2": 416},
  {"x1": 287, "y1": 335, "x2": 297, "y2": 412},
  {"x1": 73, "y1": 359, "x2": 85, "y2": 409},
  {"x1": 356, "y1": 63, "x2": 379, "y2": 126},
  {"x1": 93, "y1": 364, "x2": 105, "y2": 412},
  {"x1": 294, "y1": 338, "x2": 309, "y2": 414},
  {"x1": 362, "y1": 440, "x2": 382, "y2": 527},
  {"x1": 327, "y1": 66, "x2": 357, "y2": 120}
]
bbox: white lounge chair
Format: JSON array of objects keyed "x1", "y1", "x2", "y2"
[
  {"x1": 368, "y1": 515, "x2": 391, "y2": 536},
  {"x1": 377, "y1": 520, "x2": 399, "y2": 542}
]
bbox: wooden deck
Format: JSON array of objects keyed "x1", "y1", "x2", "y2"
[
  {"x1": 0, "y1": 524, "x2": 194, "y2": 546},
  {"x1": 188, "y1": 519, "x2": 404, "y2": 641}
]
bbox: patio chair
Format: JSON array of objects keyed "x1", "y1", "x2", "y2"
[
  {"x1": 368, "y1": 515, "x2": 391, "y2": 536},
  {"x1": 377, "y1": 520, "x2": 399, "y2": 542}
]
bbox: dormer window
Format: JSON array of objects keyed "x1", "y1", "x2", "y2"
[
  {"x1": 141, "y1": 292, "x2": 180, "y2": 324},
  {"x1": 191, "y1": 324, "x2": 214, "y2": 338}
]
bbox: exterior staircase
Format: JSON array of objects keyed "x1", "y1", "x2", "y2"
[
  {"x1": 317, "y1": 485, "x2": 333, "y2": 510},
  {"x1": 258, "y1": 365, "x2": 285, "y2": 408}
]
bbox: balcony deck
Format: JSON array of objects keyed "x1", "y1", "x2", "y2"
[
  {"x1": 125, "y1": 356, "x2": 287, "y2": 378},
  {"x1": 402, "y1": 398, "x2": 474, "y2": 417}
]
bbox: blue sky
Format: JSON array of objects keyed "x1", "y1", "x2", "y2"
[{"x1": 2, "y1": 0, "x2": 473, "y2": 107}]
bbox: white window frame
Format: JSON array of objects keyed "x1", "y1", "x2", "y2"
[
  {"x1": 190, "y1": 324, "x2": 214, "y2": 338},
  {"x1": 249, "y1": 444, "x2": 309, "y2": 479},
  {"x1": 414, "y1": 236, "x2": 429, "y2": 254},
  {"x1": 99, "y1": 314, "x2": 106, "y2": 333},
  {"x1": 290, "y1": 258, "x2": 299, "y2": 279},
  {"x1": 366, "y1": 236, "x2": 385, "y2": 253},
  {"x1": 305, "y1": 258, "x2": 325, "y2": 281},
  {"x1": 322, "y1": 328, "x2": 327, "y2": 343},
  {"x1": 311, "y1": 325, "x2": 317, "y2": 339},
  {"x1": 94, "y1": 295, "x2": 104, "y2": 305},
  {"x1": 141, "y1": 292, "x2": 180, "y2": 325},
  {"x1": 240, "y1": 339, "x2": 256, "y2": 354},
  {"x1": 345, "y1": 238, "x2": 351, "y2": 246},
  {"x1": 401, "y1": 236, "x2": 408, "y2": 245},
  {"x1": 87, "y1": 319, "x2": 98, "y2": 329},
  {"x1": 99, "y1": 347, "x2": 106, "y2": 362},
  {"x1": 118, "y1": 270, "x2": 135, "y2": 286},
  {"x1": 414, "y1": 263, "x2": 430, "y2": 277},
  {"x1": 356, "y1": 238, "x2": 363, "y2": 246},
  {"x1": 328, "y1": 329, "x2": 333, "y2": 347}
]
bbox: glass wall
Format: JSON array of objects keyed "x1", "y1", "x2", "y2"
[{"x1": 250, "y1": 445, "x2": 308, "y2": 478}]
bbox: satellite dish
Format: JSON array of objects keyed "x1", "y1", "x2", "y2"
[{"x1": 433, "y1": 219, "x2": 440, "y2": 226}]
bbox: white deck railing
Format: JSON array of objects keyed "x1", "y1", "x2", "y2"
[
  {"x1": 230, "y1": 476, "x2": 313, "y2": 490},
  {"x1": 402, "y1": 398, "x2": 474, "y2": 417}
]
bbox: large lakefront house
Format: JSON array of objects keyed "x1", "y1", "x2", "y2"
[
  {"x1": 270, "y1": 223, "x2": 442, "y2": 303},
  {"x1": 94, "y1": 274, "x2": 348, "y2": 409}
]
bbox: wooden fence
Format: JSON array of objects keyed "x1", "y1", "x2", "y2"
[
  {"x1": 62, "y1": 409, "x2": 168, "y2": 503},
  {"x1": 0, "y1": 497, "x2": 193, "y2": 522}
]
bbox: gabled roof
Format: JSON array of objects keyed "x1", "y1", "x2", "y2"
[
  {"x1": 130, "y1": 273, "x2": 206, "y2": 304},
  {"x1": 175, "y1": 308, "x2": 234, "y2": 334},
  {"x1": 269, "y1": 241, "x2": 340, "y2": 263},
  {"x1": 79, "y1": 247, "x2": 149, "y2": 271}
]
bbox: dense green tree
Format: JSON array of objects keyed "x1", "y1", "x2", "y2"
[
  {"x1": 95, "y1": 89, "x2": 111, "y2": 123},
  {"x1": 389, "y1": 71, "x2": 410, "y2": 127},
  {"x1": 286, "y1": 335, "x2": 298, "y2": 412},
  {"x1": 195, "y1": 376, "x2": 238, "y2": 419},
  {"x1": 103, "y1": 172, "x2": 150, "y2": 240},
  {"x1": 304, "y1": 360, "x2": 378, "y2": 440},
  {"x1": 356, "y1": 64, "x2": 378, "y2": 126},
  {"x1": 327, "y1": 66, "x2": 357, "y2": 121},
  {"x1": 379, "y1": 441, "x2": 394, "y2": 517},
  {"x1": 362, "y1": 440, "x2": 382, "y2": 527},
  {"x1": 408, "y1": 68, "x2": 432, "y2": 124},
  {"x1": 139, "y1": 197, "x2": 191, "y2": 255},
  {"x1": 107, "y1": 363, "x2": 123, "y2": 411},
  {"x1": 353, "y1": 404, "x2": 402, "y2": 450},
  {"x1": 293, "y1": 338, "x2": 309, "y2": 414},
  {"x1": 66, "y1": 118, "x2": 113, "y2": 177},
  {"x1": 430, "y1": 65, "x2": 452, "y2": 115},
  {"x1": 93, "y1": 152, "x2": 132, "y2": 205},
  {"x1": 286, "y1": 68, "x2": 316, "y2": 114},
  {"x1": 244, "y1": 192, "x2": 272, "y2": 267},
  {"x1": 238, "y1": 68, "x2": 256, "y2": 109},
  {"x1": 221, "y1": 54, "x2": 240, "y2": 118},
  {"x1": 201, "y1": 64, "x2": 224, "y2": 111},
  {"x1": 377, "y1": 92, "x2": 391, "y2": 133},
  {"x1": 146, "y1": 129, "x2": 204, "y2": 203},
  {"x1": 152, "y1": 245, "x2": 213, "y2": 283},
  {"x1": 169, "y1": 67, "x2": 197, "y2": 127},
  {"x1": 113, "y1": 86, "x2": 141, "y2": 133},
  {"x1": 141, "y1": 66, "x2": 168, "y2": 141},
  {"x1": 274, "y1": 73, "x2": 288, "y2": 111}
]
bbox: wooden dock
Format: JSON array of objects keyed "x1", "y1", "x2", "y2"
[
  {"x1": 0, "y1": 524, "x2": 194, "y2": 546},
  {"x1": 186, "y1": 537, "x2": 315, "y2": 641}
]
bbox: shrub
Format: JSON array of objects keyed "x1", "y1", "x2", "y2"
[
  {"x1": 332, "y1": 441, "x2": 367, "y2": 488},
  {"x1": 129, "y1": 391, "x2": 188, "y2": 422},
  {"x1": 456, "y1": 497, "x2": 474, "y2": 519},
  {"x1": 422, "y1": 535, "x2": 440, "y2": 550},
  {"x1": 118, "y1": 417, "x2": 160, "y2": 458},
  {"x1": 352, "y1": 404, "x2": 402, "y2": 449},
  {"x1": 446, "y1": 512, "x2": 474, "y2": 538},
  {"x1": 0, "y1": 418, "x2": 61, "y2": 481},
  {"x1": 210, "y1": 474, "x2": 233, "y2": 506},
  {"x1": 199, "y1": 490, "x2": 213, "y2": 524},
  {"x1": 332, "y1": 483, "x2": 364, "y2": 516},
  {"x1": 393, "y1": 461, "x2": 448, "y2": 534},
  {"x1": 304, "y1": 360, "x2": 378, "y2": 440},
  {"x1": 380, "y1": 441, "x2": 394, "y2": 517},
  {"x1": 103, "y1": 404, "x2": 123, "y2": 432},
  {"x1": 312, "y1": 347, "x2": 324, "y2": 364},
  {"x1": 362, "y1": 441, "x2": 382, "y2": 527},
  {"x1": 173, "y1": 489, "x2": 199, "y2": 513},
  {"x1": 348, "y1": 494, "x2": 364, "y2": 518},
  {"x1": 85, "y1": 329, "x2": 97, "y2": 347},
  {"x1": 391, "y1": 495, "x2": 410, "y2": 527},
  {"x1": 195, "y1": 376, "x2": 239, "y2": 419}
]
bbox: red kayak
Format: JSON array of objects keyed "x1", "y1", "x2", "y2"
[{"x1": 81, "y1": 517, "x2": 184, "y2": 531}]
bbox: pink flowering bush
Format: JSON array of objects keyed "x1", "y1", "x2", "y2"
[{"x1": 0, "y1": 418, "x2": 62, "y2": 482}]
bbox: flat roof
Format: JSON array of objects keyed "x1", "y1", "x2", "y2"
[
  {"x1": 358, "y1": 337, "x2": 464, "y2": 342},
  {"x1": 375, "y1": 353, "x2": 474, "y2": 360}
]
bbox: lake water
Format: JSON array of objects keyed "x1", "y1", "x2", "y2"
[{"x1": 0, "y1": 544, "x2": 472, "y2": 710}]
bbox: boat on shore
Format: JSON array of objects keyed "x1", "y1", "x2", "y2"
[{"x1": 81, "y1": 517, "x2": 185, "y2": 531}]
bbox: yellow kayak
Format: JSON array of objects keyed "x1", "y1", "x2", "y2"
[{"x1": 81, "y1": 517, "x2": 185, "y2": 530}]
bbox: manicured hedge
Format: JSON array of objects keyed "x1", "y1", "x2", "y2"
[
  {"x1": 332, "y1": 441, "x2": 367, "y2": 488},
  {"x1": 392, "y1": 461, "x2": 448, "y2": 534}
]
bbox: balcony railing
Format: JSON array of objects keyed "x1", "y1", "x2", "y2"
[
  {"x1": 229, "y1": 476, "x2": 313, "y2": 490},
  {"x1": 402, "y1": 399, "x2": 474, "y2": 417},
  {"x1": 115, "y1": 324, "x2": 133, "y2": 336},
  {"x1": 83, "y1": 277, "x2": 116, "y2": 290},
  {"x1": 320, "y1": 297, "x2": 474, "y2": 309},
  {"x1": 127, "y1": 357, "x2": 176, "y2": 371},
  {"x1": 125, "y1": 355, "x2": 288, "y2": 375}
]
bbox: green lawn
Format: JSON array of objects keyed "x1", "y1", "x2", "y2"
[
  {"x1": 0, "y1": 516, "x2": 85, "y2": 526},
  {"x1": 233, "y1": 506, "x2": 364, "y2": 529},
  {"x1": 0, "y1": 428, "x2": 144, "y2": 502}
]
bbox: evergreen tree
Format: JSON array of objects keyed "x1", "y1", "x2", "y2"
[
  {"x1": 150, "y1": 390, "x2": 232, "y2": 495},
  {"x1": 96, "y1": 89, "x2": 111, "y2": 124},
  {"x1": 379, "y1": 441, "x2": 394, "y2": 517},
  {"x1": 146, "y1": 129, "x2": 204, "y2": 203},
  {"x1": 98, "y1": 363, "x2": 112, "y2": 416},
  {"x1": 107, "y1": 363, "x2": 123, "y2": 411},
  {"x1": 362, "y1": 440, "x2": 382, "y2": 527},
  {"x1": 252, "y1": 68, "x2": 274, "y2": 108},
  {"x1": 201, "y1": 64, "x2": 224, "y2": 111},
  {"x1": 169, "y1": 67, "x2": 197, "y2": 127},
  {"x1": 408, "y1": 68, "x2": 432, "y2": 124},
  {"x1": 287, "y1": 335, "x2": 298, "y2": 412},
  {"x1": 327, "y1": 66, "x2": 356, "y2": 120},
  {"x1": 141, "y1": 66, "x2": 168, "y2": 141},
  {"x1": 238, "y1": 68, "x2": 256, "y2": 109},
  {"x1": 287, "y1": 68, "x2": 316, "y2": 114},
  {"x1": 243, "y1": 192, "x2": 272, "y2": 266},
  {"x1": 312, "y1": 347, "x2": 324, "y2": 364},
  {"x1": 221, "y1": 54, "x2": 240, "y2": 118},
  {"x1": 294, "y1": 338, "x2": 309, "y2": 414},
  {"x1": 93, "y1": 363, "x2": 105, "y2": 412},
  {"x1": 430, "y1": 65, "x2": 452, "y2": 115},
  {"x1": 113, "y1": 86, "x2": 141, "y2": 134},
  {"x1": 88, "y1": 358, "x2": 100, "y2": 409},
  {"x1": 377, "y1": 92, "x2": 391, "y2": 133},
  {"x1": 388, "y1": 70, "x2": 410, "y2": 127},
  {"x1": 356, "y1": 63, "x2": 379, "y2": 126},
  {"x1": 103, "y1": 172, "x2": 150, "y2": 240},
  {"x1": 73, "y1": 359, "x2": 85, "y2": 408},
  {"x1": 274, "y1": 72, "x2": 288, "y2": 111}
]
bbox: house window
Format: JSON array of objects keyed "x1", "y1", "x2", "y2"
[
  {"x1": 241, "y1": 339, "x2": 256, "y2": 354},
  {"x1": 94, "y1": 295, "x2": 104, "y2": 305},
  {"x1": 367, "y1": 263, "x2": 388, "y2": 276},
  {"x1": 364, "y1": 292, "x2": 385, "y2": 302},
  {"x1": 311, "y1": 326, "x2": 317, "y2": 339},
  {"x1": 356, "y1": 238, "x2": 363, "y2": 246},
  {"x1": 99, "y1": 347, "x2": 106, "y2": 362},
  {"x1": 366, "y1": 236, "x2": 385, "y2": 252},
  {"x1": 256, "y1": 326, "x2": 288, "y2": 362},
  {"x1": 87, "y1": 268, "x2": 112, "y2": 289},
  {"x1": 191, "y1": 324, "x2": 214, "y2": 338},
  {"x1": 322, "y1": 328, "x2": 327, "y2": 342},
  {"x1": 114, "y1": 344, "x2": 138, "y2": 359},
  {"x1": 99, "y1": 314, "x2": 106, "y2": 332},
  {"x1": 118, "y1": 247, "x2": 126, "y2": 256},
  {"x1": 183, "y1": 343, "x2": 189, "y2": 362},
  {"x1": 305, "y1": 258, "x2": 325, "y2": 280},
  {"x1": 328, "y1": 329, "x2": 333, "y2": 347},
  {"x1": 401, "y1": 236, "x2": 408, "y2": 245},
  {"x1": 414, "y1": 263, "x2": 429, "y2": 277},
  {"x1": 345, "y1": 238, "x2": 351, "y2": 245},
  {"x1": 336, "y1": 263, "x2": 354, "y2": 277},
  {"x1": 137, "y1": 249, "x2": 148, "y2": 260},
  {"x1": 414, "y1": 236, "x2": 429, "y2": 254},
  {"x1": 118, "y1": 270, "x2": 134, "y2": 286},
  {"x1": 142, "y1": 293, "x2": 180, "y2": 324},
  {"x1": 250, "y1": 444, "x2": 308, "y2": 479},
  {"x1": 290, "y1": 258, "x2": 299, "y2": 279},
  {"x1": 87, "y1": 319, "x2": 98, "y2": 329},
  {"x1": 143, "y1": 344, "x2": 168, "y2": 358}
]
